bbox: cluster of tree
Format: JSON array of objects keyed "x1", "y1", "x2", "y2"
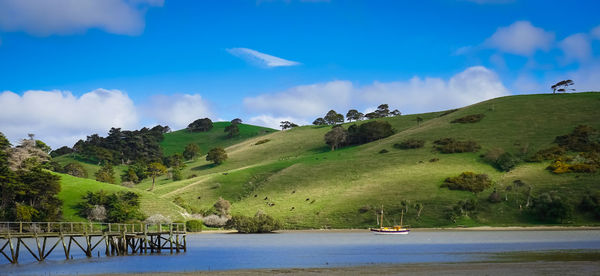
[
  {"x1": 225, "y1": 118, "x2": 242, "y2": 138},
  {"x1": 226, "y1": 210, "x2": 281, "y2": 233},
  {"x1": 446, "y1": 199, "x2": 478, "y2": 223},
  {"x1": 70, "y1": 125, "x2": 169, "y2": 165},
  {"x1": 187, "y1": 118, "x2": 213, "y2": 132},
  {"x1": 529, "y1": 192, "x2": 572, "y2": 223},
  {"x1": 324, "y1": 121, "x2": 395, "y2": 151},
  {"x1": 77, "y1": 190, "x2": 145, "y2": 222},
  {"x1": 313, "y1": 104, "x2": 401, "y2": 126},
  {"x1": 579, "y1": 191, "x2": 600, "y2": 219},
  {"x1": 0, "y1": 132, "x2": 62, "y2": 222}
]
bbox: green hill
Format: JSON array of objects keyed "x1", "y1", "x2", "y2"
[{"x1": 55, "y1": 93, "x2": 600, "y2": 227}]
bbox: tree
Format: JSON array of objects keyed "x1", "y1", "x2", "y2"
[
  {"x1": 312, "y1": 117, "x2": 327, "y2": 126},
  {"x1": 346, "y1": 109, "x2": 364, "y2": 122},
  {"x1": 347, "y1": 121, "x2": 395, "y2": 145},
  {"x1": 35, "y1": 140, "x2": 51, "y2": 154},
  {"x1": 324, "y1": 126, "x2": 348, "y2": 151},
  {"x1": 214, "y1": 197, "x2": 232, "y2": 218},
  {"x1": 187, "y1": 118, "x2": 213, "y2": 132},
  {"x1": 280, "y1": 121, "x2": 298, "y2": 130},
  {"x1": 375, "y1": 104, "x2": 390, "y2": 117},
  {"x1": 121, "y1": 167, "x2": 139, "y2": 184},
  {"x1": 206, "y1": 147, "x2": 228, "y2": 165},
  {"x1": 225, "y1": 123, "x2": 240, "y2": 138},
  {"x1": 551, "y1": 80, "x2": 575, "y2": 94},
  {"x1": 231, "y1": 118, "x2": 242, "y2": 125},
  {"x1": 50, "y1": 146, "x2": 73, "y2": 158},
  {"x1": 390, "y1": 109, "x2": 401, "y2": 116},
  {"x1": 183, "y1": 143, "x2": 200, "y2": 160},
  {"x1": 95, "y1": 162, "x2": 115, "y2": 184},
  {"x1": 324, "y1": 110, "x2": 344, "y2": 125},
  {"x1": 364, "y1": 112, "x2": 378, "y2": 120},
  {"x1": 147, "y1": 162, "x2": 167, "y2": 191},
  {"x1": 8, "y1": 137, "x2": 50, "y2": 171}
]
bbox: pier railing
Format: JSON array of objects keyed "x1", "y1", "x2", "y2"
[{"x1": 0, "y1": 222, "x2": 186, "y2": 236}]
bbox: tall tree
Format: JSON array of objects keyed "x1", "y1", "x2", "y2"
[
  {"x1": 375, "y1": 104, "x2": 390, "y2": 117},
  {"x1": 551, "y1": 80, "x2": 575, "y2": 94},
  {"x1": 324, "y1": 126, "x2": 348, "y2": 151},
  {"x1": 231, "y1": 118, "x2": 242, "y2": 125},
  {"x1": 324, "y1": 110, "x2": 344, "y2": 125},
  {"x1": 147, "y1": 162, "x2": 167, "y2": 191},
  {"x1": 390, "y1": 109, "x2": 401, "y2": 116},
  {"x1": 95, "y1": 162, "x2": 115, "y2": 184},
  {"x1": 206, "y1": 147, "x2": 228, "y2": 165},
  {"x1": 183, "y1": 143, "x2": 200, "y2": 160}
]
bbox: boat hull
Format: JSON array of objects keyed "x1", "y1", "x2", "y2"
[{"x1": 370, "y1": 228, "x2": 410, "y2": 235}]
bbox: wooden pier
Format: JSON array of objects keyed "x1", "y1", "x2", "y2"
[{"x1": 0, "y1": 221, "x2": 186, "y2": 264}]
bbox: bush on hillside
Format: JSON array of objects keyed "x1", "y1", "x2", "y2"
[
  {"x1": 441, "y1": 172, "x2": 492, "y2": 193},
  {"x1": 487, "y1": 188, "x2": 502, "y2": 203},
  {"x1": 347, "y1": 121, "x2": 395, "y2": 145},
  {"x1": 227, "y1": 211, "x2": 281, "y2": 233},
  {"x1": 433, "y1": 138, "x2": 480, "y2": 153},
  {"x1": 446, "y1": 199, "x2": 478, "y2": 223},
  {"x1": 482, "y1": 148, "x2": 520, "y2": 171},
  {"x1": 547, "y1": 155, "x2": 598, "y2": 174},
  {"x1": 63, "y1": 162, "x2": 88, "y2": 178},
  {"x1": 203, "y1": 214, "x2": 229, "y2": 227},
  {"x1": 255, "y1": 139, "x2": 271, "y2": 145},
  {"x1": 528, "y1": 146, "x2": 566, "y2": 162},
  {"x1": 186, "y1": 219, "x2": 203, "y2": 232},
  {"x1": 451, "y1": 114, "x2": 485, "y2": 124},
  {"x1": 378, "y1": 149, "x2": 389, "y2": 154},
  {"x1": 394, "y1": 139, "x2": 425, "y2": 149},
  {"x1": 554, "y1": 125, "x2": 600, "y2": 152}
]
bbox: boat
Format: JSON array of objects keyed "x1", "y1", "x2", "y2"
[{"x1": 370, "y1": 206, "x2": 410, "y2": 235}]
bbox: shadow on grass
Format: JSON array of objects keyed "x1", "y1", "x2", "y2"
[{"x1": 192, "y1": 163, "x2": 218, "y2": 171}]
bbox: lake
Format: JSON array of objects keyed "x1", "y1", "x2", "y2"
[{"x1": 2, "y1": 230, "x2": 600, "y2": 275}]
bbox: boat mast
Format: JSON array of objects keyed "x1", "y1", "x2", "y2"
[
  {"x1": 380, "y1": 205, "x2": 384, "y2": 229},
  {"x1": 400, "y1": 209, "x2": 404, "y2": 227}
]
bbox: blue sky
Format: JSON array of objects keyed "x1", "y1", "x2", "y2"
[{"x1": 0, "y1": 0, "x2": 599, "y2": 147}]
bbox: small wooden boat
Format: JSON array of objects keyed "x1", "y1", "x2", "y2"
[{"x1": 370, "y1": 206, "x2": 410, "y2": 235}]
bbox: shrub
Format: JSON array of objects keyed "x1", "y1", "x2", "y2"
[
  {"x1": 442, "y1": 172, "x2": 492, "y2": 193},
  {"x1": 487, "y1": 188, "x2": 502, "y2": 203},
  {"x1": 528, "y1": 146, "x2": 566, "y2": 162},
  {"x1": 554, "y1": 125, "x2": 600, "y2": 152},
  {"x1": 255, "y1": 139, "x2": 271, "y2": 145},
  {"x1": 227, "y1": 211, "x2": 281, "y2": 233},
  {"x1": 446, "y1": 199, "x2": 478, "y2": 223},
  {"x1": 379, "y1": 149, "x2": 389, "y2": 154},
  {"x1": 77, "y1": 190, "x2": 145, "y2": 222},
  {"x1": 145, "y1": 214, "x2": 171, "y2": 224},
  {"x1": 394, "y1": 139, "x2": 425, "y2": 149},
  {"x1": 187, "y1": 118, "x2": 213, "y2": 132},
  {"x1": 214, "y1": 197, "x2": 231, "y2": 217},
  {"x1": 203, "y1": 214, "x2": 229, "y2": 227},
  {"x1": 547, "y1": 155, "x2": 599, "y2": 174},
  {"x1": 206, "y1": 147, "x2": 228, "y2": 165},
  {"x1": 579, "y1": 192, "x2": 600, "y2": 219},
  {"x1": 347, "y1": 121, "x2": 395, "y2": 145},
  {"x1": 433, "y1": 138, "x2": 480, "y2": 153},
  {"x1": 429, "y1": 158, "x2": 439, "y2": 162},
  {"x1": 63, "y1": 162, "x2": 88, "y2": 178},
  {"x1": 186, "y1": 219, "x2": 203, "y2": 232},
  {"x1": 451, "y1": 114, "x2": 485, "y2": 124},
  {"x1": 358, "y1": 205, "x2": 371, "y2": 213},
  {"x1": 483, "y1": 149, "x2": 520, "y2": 171}
]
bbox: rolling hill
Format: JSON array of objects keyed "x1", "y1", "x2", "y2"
[{"x1": 56, "y1": 92, "x2": 600, "y2": 228}]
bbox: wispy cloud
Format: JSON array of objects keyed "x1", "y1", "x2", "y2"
[{"x1": 227, "y1": 48, "x2": 301, "y2": 68}]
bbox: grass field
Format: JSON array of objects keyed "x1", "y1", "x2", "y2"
[{"x1": 55, "y1": 93, "x2": 600, "y2": 228}]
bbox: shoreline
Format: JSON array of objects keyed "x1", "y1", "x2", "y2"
[
  {"x1": 92, "y1": 261, "x2": 600, "y2": 275},
  {"x1": 195, "y1": 225, "x2": 600, "y2": 234}
]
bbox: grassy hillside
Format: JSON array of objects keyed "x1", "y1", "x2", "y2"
[
  {"x1": 161, "y1": 122, "x2": 276, "y2": 156},
  {"x1": 144, "y1": 92, "x2": 600, "y2": 228},
  {"x1": 57, "y1": 173, "x2": 184, "y2": 221},
  {"x1": 54, "y1": 93, "x2": 600, "y2": 227}
]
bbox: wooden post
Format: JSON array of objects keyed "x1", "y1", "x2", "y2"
[{"x1": 61, "y1": 234, "x2": 69, "y2": 260}]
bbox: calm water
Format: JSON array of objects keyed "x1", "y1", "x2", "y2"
[{"x1": 2, "y1": 230, "x2": 600, "y2": 275}]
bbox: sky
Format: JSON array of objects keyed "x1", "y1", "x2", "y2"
[{"x1": 0, "y1": 0, "x2": 599, "y2": 148}]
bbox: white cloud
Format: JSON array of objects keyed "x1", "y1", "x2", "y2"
[
  {"x1": 244, "y1": 81, "x2": 353, "y2": 118},
  {"x1": 227, "y1": 48, "x2": 301, "y2": 68},
  {"x1": 0, "y1": 89, "x2": 138, "y2": 148},
  {"x1": 247, "y1": 115, "x2": 308, "y2": 130},
  {"x1": 484, "y1": 21, "x2": 554, "y2": 56},
  {"x1": 142, "y1": 94, "x2": 213, "y2": 130},
  {"x1": 559, "y1": 33, "x2": 592, "y2": 63},
  {"x1": 244, "y1": 66, "x2": 509, "y2": 128},
  {"x1": 0, "y1": 0, "x2": 163, "y2": 36}
]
